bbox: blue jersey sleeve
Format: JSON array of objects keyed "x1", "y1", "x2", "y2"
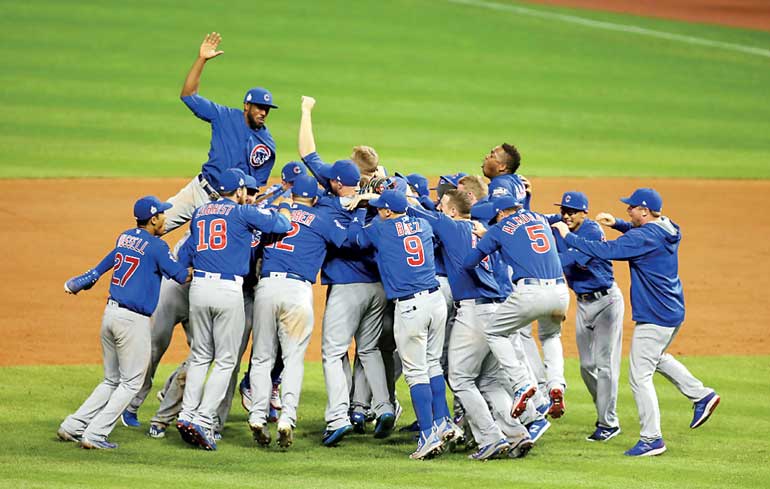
[
  {"x1": 612, "y1": 218, "x2": 633, "y2": 234},
  {"x1": 181, "y1": 94, "x2": 225, "y2": 123},
  {"x1": 241, "y1": 206, "x2": 292, "y2": 234},
  {"x1": 348, "y1": 209, "x2": 374, "y2": 249},
  {"x1": 463, "y1": 226, "x2": 499, "y2": 269},
  {"x1": 418, "y1": 195, "x2": 436, "y2": 211},
  {"x1": 301, "y1": 152, "x2": 333, "y2": 192},
  {"x1": 154, "y1": 240, "x2": 189, "y2": 284},
  {"x1": 94, "y1": 249, "x2": 117, "y2": 276},
  {"x1": 564, "y1": 228, "x2": 657, "y2": 261},
  {"x1": 545, "y1": 213, "x2": 561, "y2": 225},
  {"x1": 176, "y1": 228, "x2": 195, "y2": 268},
  {"x1": 323, "y1": 215, "x2": 348, "y2": 248}
]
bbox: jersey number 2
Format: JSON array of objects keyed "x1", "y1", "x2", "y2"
[
  {"x1": 525, "y1": 224, "x2": 551, "y2": 254},
  {"x1": 265, "y1": 222, "x2": 300, "y2": 252},
  {"x1": 403, "y1": 236, "x2": 425, "y2": 267},
  {"x1": 111, "y1": 253, "x2": 140, "y2": 287},
  {"x1": 196, "y1": 219, "x2": 228, "y2": 251}
]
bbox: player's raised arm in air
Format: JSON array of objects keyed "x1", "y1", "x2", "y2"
[
  {"x1": 298, "y1": 96, "x2": 317, "y2": 158},
  {"x1": 181, "y1": 32, "x2": 224, "y2": 98}
]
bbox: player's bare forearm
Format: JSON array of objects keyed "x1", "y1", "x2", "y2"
[
  {"x1": 298, "y1": 96, "x2": 316, "y2": 158},
  {"x1": 181, "y1": 32, "x2": 224, "y2": 97}
]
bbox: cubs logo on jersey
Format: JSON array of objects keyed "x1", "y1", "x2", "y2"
[{"x1": 250, "y1": 144, "x2": 272, "y2": 167}]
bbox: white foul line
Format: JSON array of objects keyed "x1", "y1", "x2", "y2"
[{"x1": 447, "y1": 0, "x2": 770, "y2": 59}]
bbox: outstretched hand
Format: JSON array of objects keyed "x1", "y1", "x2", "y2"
[
  {"x1": 595, "y1": 212, "x2": 616, "y2": 227},
  {"x1": 199, "y1": 32, "x2": 224, "y2": 60},
  {"x1": 551, "y1": 221, "x2": 569, "y2": 238}
]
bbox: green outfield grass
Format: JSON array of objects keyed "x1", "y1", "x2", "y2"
[
  {"x1": 1, "y1": 0, "x2": 769, "y2": 179},
  {"x1": 0, "y1": 356, "x2": 767, "y2": 489}
]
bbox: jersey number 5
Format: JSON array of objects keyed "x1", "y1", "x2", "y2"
[
  {"x1": 403, "y1": 235, "x2": 425, "y2": 267},
  {"x1": 111, "y1": 253, "x2": 140, "y2": 287},
  {"x1": 196, "y1": 219, "x2": 228, "y2": 251},
  {"x1": 525, "y1": 224, "x2": 551, "y2": 254}
]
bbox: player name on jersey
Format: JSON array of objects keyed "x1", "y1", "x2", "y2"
[
  {"x1": 196, "y1": 203, "x2": 236, "y2": 217},
  {"x1": 395, "y1": 220, "x2": 422, "y2": 237},
  {"x1": 290, "y1": 209, "x2": 316, "y2": 226},
  {"x1": 501, "y1": 212, "x2": 549, "y2": 235},
  {"x1": 117, "y1": 234, "x2": 149, "y2": 255}
]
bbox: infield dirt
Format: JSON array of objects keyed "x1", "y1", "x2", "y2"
[{"x1": 2, "y1": 177, "x2": 767, "y2": 366}]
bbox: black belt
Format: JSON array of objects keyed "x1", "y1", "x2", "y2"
[
  {"x1": 576, "y1": 288, "x2": 611, "y2": 302},
  {"x1": 197, "y1": 173, "x2": 221, "y2": 200},
  {"x1": 454, "y1": 297, "x2": 506, "y2": 308},
  {"x1": 260, "y1": 272, "x2": 311, "y2": 284},
  {"x1": 395, "y1": 286, "x2": 439, "y2": 302},
  {"x1": 517, "y1": 277, "x2": 566, "y2": 286},
  {"x1": 193, "y1": 270, "x2": 243, "y2": 282},
  {"x1": 107, "y1": 298, "x2": 150, "y2": 318},
  {"x1": 436, "y1": 273, "x2": 448, "y2": 278}
]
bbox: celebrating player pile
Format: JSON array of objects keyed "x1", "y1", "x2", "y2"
[{"x1": 58, "y1": 32, "x2": 720, "y2": 460}]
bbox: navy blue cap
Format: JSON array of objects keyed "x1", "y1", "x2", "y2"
[
  {"x1": 281, "y1": 161, "x2": 307, "y2": 183},
  {"x1": 218, "y1": 168, "x2": 247, "y2": 193},
  {"x1": 244, "y1": 87, "x2": 278, "y2": 108},
  {"x1": 318, "y1": 160, "x2": 361, "y2": 187},
  {"x1": 134, "y1": 196, "x2": 172, "y2": 221},
  {"x1": 243, "y1": 174, "x2": 258, "y2": 190},
  {"x1": 370, "y1": 189, "x2": 408, "y2": 213},
  {"x1": 406, "y1": 173, "x2": 430, "y2": 197},
  {"x1": 555, "y1": 191, "x2": 588, "y2": 211},
  {"x1": 621, "y1": 188, "x2": 662, "y2": 212},
  {"x1": 431, "y1": 172, "x2": 468, "y2": 190},
  {"x1": 291, "y1": 174, "x2": 319, "y2": 198}
]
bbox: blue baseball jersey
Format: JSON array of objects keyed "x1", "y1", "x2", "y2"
[
  {"x1": 315, "y1": 194, "x2": 380, "y2": 285},
  {"x1": 546, "y1": 215, "x2": 615, "y2": 294},
  {"x1": 350, "y1": 210, "x2": 439, "y2": 299},
  {"x1": 93, "y1": 228, "x2": 189, "y2": 316},
  {"x1": 180, "y1": 199, "x2": 291, "y2": 277},
  {"x1": 260, "y1": 203, "x2": 347, "y2": 283},
  {"x1": 464, "y1": 209, "x2": 562, "y2": 282},
  {"x1": 407, "y1": 208, "x2": 501, "y2": 301},
  {"x1": 564, "y1": 217, "x2": 684, "y2": 327},
  {"x1": 471, "y1": 173, "x2": 531, "y2": 218},
  {"x1": 182, "y1": 94, "x2": 277, "y2": 189},
  {"x1": 301, "y1": 152, "x2": 334, "y2": 193}
]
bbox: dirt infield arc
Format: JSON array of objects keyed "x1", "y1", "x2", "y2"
[{"x1": 1, "y1": 177, "x2": 768, "y2": 367}]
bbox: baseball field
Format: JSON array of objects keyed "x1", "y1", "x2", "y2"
[{"x1": 1, "y1": 0, "x2": 769, "y2": 488}]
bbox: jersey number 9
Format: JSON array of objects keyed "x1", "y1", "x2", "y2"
[{"x1": 403, "y1": 235, "x2": 425, "y2": 267}]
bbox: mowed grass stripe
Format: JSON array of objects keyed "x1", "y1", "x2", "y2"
[{"x1": 1, "y1": 0, "x2": 769, "y2": 179}]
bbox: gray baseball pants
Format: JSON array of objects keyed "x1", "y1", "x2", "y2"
[
  {"x1": 394, "y1": 290, "x2": 447, "y2": 386},
  {"x1": 575, "y1": 284, "x2": 624, "y2": 429},
  {"x1": 323, "y1": 282, "x2": 393, "y2": 431},
  {"x1": 61, "y1": 302, "x2": 151, "y2": 442},
  {"x1": 249, "y1": 277, "x2": 314, "y2": 428},
  {"x1": 164, "y1": 175, "x2": 214, "y2": 233},
  {"x1": 179, "y1": 276, "x2": 245, "y2": 430},
  {"x1": 486, "y1": 280, "x2": 570, "y2": 393},
  {"x1": 630, "y1": 323, "x2": 712, "y2": 441}
]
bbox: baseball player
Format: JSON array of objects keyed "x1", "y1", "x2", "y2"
[
  {"x1": 165, "y1": 32, "x2": 279, "y2": 232},
  {"x1": 470, "y1": 144, "x2": 529, "y2": 220},
  {"x1": 464, "y1": 195, "x2": 570, "y2": 421},
  {"x1": 551, "y1": 188, "x2": 720, "y2": 456},
  {"x1": 175, "y1": 168, "x2": 291, "y2": 451},
  {"x1": 298, "y1": 96, "x2": 397, "y2": 445},
  {"x1": 248, "y1": 174, "x2": 348, "y2": 449},
  {"x1": 57, "y1": 196, "x2": 191, "y2": 449},
  {"x1": 348, "y1": 190, "x2": 455, "y2": 460},
  {"x1": 543, "y1": 191, "x2": 625, "y2": 441}
]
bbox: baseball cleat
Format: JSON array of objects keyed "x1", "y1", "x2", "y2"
[
  {"x1": 374, "y1": 412, "x2": 396, "y2": 439},
  {"x1": 410, "y1": 429, "x2": 444, "y2": 460},
  {"x1": 214, "y1": 431, "x2": 222, "y2": 441},
  {"x1": 120, "y1": 410, "x2": 141, "y2": 428},
  {"x1": 147, "y1": 423, "x2": 167, "y2": 439},
  {"x1": 268, "y1": 406, "x2": 279, "y2": 423},
  {"x1": 350, "y1": 411, "x2": 366, "y2": 434},
  {"x1": 156, "y1": 390, "x2": 165, "y2": 402},
  {"x1": 191, "y1": 423, "x2": 217, "y2": 451},
  {"x1": 394, "y1": 400, "x2": 404, "y2": 424},
  {"x1": 399, "y1": 419, "x2": 420, "y2": 432},
  {"x1": 535, "y1": 399, "x2": 551, "y2": 416},
  {"x1": 510, "y1": 384, "x2": 537, "y2": 419},
  {"x1": 436, "y1": 417, "x2": 465, "y2": 447},
  {"x1": 57, "y1": 427, "x2": 82, "y2": 443},
  {"x1": 547, "y1": 387, "x2": 566, "y2": 419},
  {"x1": 468, "y1": 439, "x2": 510, "y2": 461},
  {"x1": 508, "y1": 438, "x2": 534, "y2": 459},
  {"x1": 239, "y1": 378, "x2": 253, "y2": 412},
  {"x1": 525, "y1": 418, "x2": 551, "y2": 444},
  {"x1": 586, "y1": 425, "x2": 621, "y2": 442},
  {"x1": 690, "y1": 391, "x2": 720, "y2": 429},
  {"x1": 322, "y1": 424, "x2": 354, "y2": 447},
  {"x1": 176, "y1": 420, "x2": 198, "y2": 446},
  {"x1": 80, "y1": 437, "x2": 118, "y2": 450},
  {"x1": 270, "y1": 383, "x2": 282, "y2": 411},
  {"x1": 277, "y1": 422, "x2": 294, "y2": 449},
  {"x1": 624, "y1": 438, "x2": 666, "y2": 457},
  {"x1": 250, "y1": 423, "x2": 272, "y2": 447}
]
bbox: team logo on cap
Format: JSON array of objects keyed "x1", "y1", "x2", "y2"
[
  {"x1": 246, "y1": 93, "x2": 252, "y2": 102},
  {"x1": 565, "y1": 195, "x2": 572, "y2": 203},
  {"x1": 250, "y1": 144, "x2": 272, "y2": 167},
  {"x1": 263, "y1": 93, "x2": 270, "y2": 102},
  {"x1": 150, "y1": 205, "x2": 157, "y2": 214},
  {"x1": 293, "y1": 165, "x2": 301, "y2": 174}
]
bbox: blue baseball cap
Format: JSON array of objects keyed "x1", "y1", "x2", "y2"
[
  {"x1": 134, "y1": 196, "x2": 172, "y2": 221},
  {"x1": 291, "y1": 174, "x2": 319, "y2": 198},
  {"x1": 431, "y1": 172, "x2": 468, "y2": 190},
  {"x1": 492, "y1": 195, "x2": 523, "y2": 215},
  {"x1": 281, "y1": 161, "x2": 307, "y2": 183},
  {"x1": 621, "y1": 188, "x2": 662, "y2": 212},
  {"x1": 318, "y1": 160, "x2": 361, "y2": 187},
  {"x1": 218, "y1": 168, "x2": 247, "y2": 193},
  {"x1": 243, "y1": 174, "x2": 258, "y2": 190},
  {"x1": 370, "y1": 189, "x2": 408, "y2": 213},
  {"x1": 383, "y1": 176, "x2": 409, "y2": 195},
  {"x1": 555, "y1": 191, "x2": 588, "y2": 211},
  {"x1": 405, "y1": 173, "x2": 430, "y2": 197},
  {"x1": 244, "y1": 87, "x2": 278, "y2": 108}
]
